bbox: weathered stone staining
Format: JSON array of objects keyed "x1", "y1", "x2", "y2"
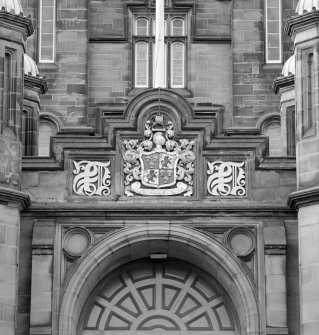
[
  {"x1": 0, "y1": 0, "x2": 317, "y2": 335},
  {"x1": 0, "y1": 0, "x2": 33, "y2": 334},
  {"x1": 285, "y1": 0, "x2": 319, "y2": 333}
]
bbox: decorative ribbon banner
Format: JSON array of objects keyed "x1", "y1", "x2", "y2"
[
  {"x1": 129, "y1": 181, "x2": 192, "y2": 196},
  {"x1": 73, "y1": 160, "x2": 111, "y2": 196},
  {"x1": 207, "y1": 161, "x2": 246, "y2": 196}
]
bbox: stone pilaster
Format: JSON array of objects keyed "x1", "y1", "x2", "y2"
[
  {"x1": 286, "y1": 11, "x2": 319, "y2": 335},
  {"x1": 264, "y1": 225, "x2": 288, "y2": 334},
  {"x1": 0, "y1": 188, "x2": 30, "y2": 335},
  {"x1": 29, "y1": 220, "x2": 55, "y2": 335},
  {"x1": 288, "y1": 189, "x2": 319, "y2": 335}
]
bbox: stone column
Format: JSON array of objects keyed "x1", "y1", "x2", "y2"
[
  {"x1": 0, "y1": 5, "x2": 33, "y2": 335},
  {"x1": 286, "y1": 9, "x2": 319, "y2": 335}
]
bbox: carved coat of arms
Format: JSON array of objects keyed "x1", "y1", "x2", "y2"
[{"x1": 123, "y1": 116, "x2": 195, "y2": 197}]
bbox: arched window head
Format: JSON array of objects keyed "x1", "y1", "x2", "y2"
[
  {"x1": 38, "y1": 119, "x2": 58, "y2": 156},
  {"x1": 135, "y1": 18, "x2": 149, "y2": 36},
  {"x1": 262, "y1": 120, "x2": 282, "y2": 157},
  {"x1": 171, "y1": 18, "x2": 185, "y2": 36}
]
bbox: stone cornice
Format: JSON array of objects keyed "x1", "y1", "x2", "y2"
[
  {"x1": 24, "y1": 75, "x2": 48, "y2": 95},
  {"x1": 22, "y1": 202, "x2": 296, "y2": 218},
  {"x1": 285, "y1": 11, "x2": 319, "y2": 40},
  {"x1": 0, "y1": 187, "x2": 31, "y2": 211},
  {"x1": 0, "y1": 11, "x2": 33, "y2": 40},
  {"x1": 272, "y1": 75, "x2": 295, "y2": 96},
  {"x1": 22, "y1": 157, "x2": 62, "y2": 171},
  {"x1": 288, "y1": 186, "x2": 319, "y2": 210}
]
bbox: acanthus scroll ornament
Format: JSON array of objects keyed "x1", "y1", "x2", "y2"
[
  {"x1": 207, "y1": 161, "x2": 246, "y2": 196},
  {"x1": 123, "y1": 115, "x2": 195, "y2": 197},
  {"x1": 73, "y1": 161, "x2": 111, "y2": 196}
]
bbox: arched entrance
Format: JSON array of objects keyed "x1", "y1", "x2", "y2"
[
  {"x1": 80, "y1": 259, "x2": 237, "y2": 334},
  {"x1": 58, "y1": 225, "x2": 260, "y2": 335}
]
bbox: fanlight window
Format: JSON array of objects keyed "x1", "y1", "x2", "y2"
[{"x1": 81, "y1": 260, "x2": 237, "y2": 334}]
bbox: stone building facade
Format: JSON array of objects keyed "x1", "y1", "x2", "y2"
[{"x1": 0, "y1": 0, "x2": 319, "y2": 335}]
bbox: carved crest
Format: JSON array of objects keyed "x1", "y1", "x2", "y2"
[{"x1": 123, "y1": 116, "x2": 195, "y2": 196}]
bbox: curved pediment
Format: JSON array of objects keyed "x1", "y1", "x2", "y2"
[{"x1": 97, "y1": 89, "x2": 223, "y2": 147}]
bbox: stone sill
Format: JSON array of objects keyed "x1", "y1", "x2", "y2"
[
  {"x1": 258, "y1": 157, "x2": 296, "y2": 170},
  {"x1": 37, "y1": 63, "x2": 59, "y2": 71},
  {"x1": 266, "y1": 327, "x2": 288, "y2": 335},
  {"x1": 22, "y1": 156, "x2": 62, "y2": 171},
  {"x1": 128, "y1": 87, "x2": 193, "y2": 98},
  {"x1": 263, "y1": 64, "x2": 283, "y2": 72}
]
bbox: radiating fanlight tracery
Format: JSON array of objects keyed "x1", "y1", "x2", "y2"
[{"x1": 82, "y1": 260, "x2": 236, "y2": 334}]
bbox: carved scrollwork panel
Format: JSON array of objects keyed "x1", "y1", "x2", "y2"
[
  {"x1": 73, "y1": 160, "x2": 111, "y2": 196},
  {"x1": 207, "y1": 161, "x2": 246, "y2": 196}
]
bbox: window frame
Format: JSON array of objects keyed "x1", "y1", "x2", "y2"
[
  {"x1": 38, "y1": 117, "x2": 59, "y2": 157},
  {"x1": 265, "y1": 0, "x2": 282, "y2": 64},
  {"x1": 38, "y1": 0, "x2": 56, "y2": 63},
  {"x1": 170, "y1": 41, "x2": 185, "y2": 88},
  {"x1": 4, "y1": 52, "x2": 12, "y2": 124},
  {"x1": 4, "y1": 49, "x2": 17, "y2": 127},
  {"x1": 286, "y1": 107, "x2": 296, "y2": 157},
  {"x1": 302, "y1": 48, "x2": 316, "y2": 136},
  {"x1": 134, "y1": 40, "x2": 150, "y2": 88},
  {"x1": 133, "y1": 12, "x2": 187, "y2": 89}
]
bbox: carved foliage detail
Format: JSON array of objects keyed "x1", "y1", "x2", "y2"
[
  {"x1": 73, "y1": 160, "x2": 111, "y2": 196},
  {"x1": 0, "y1": 130, "x2": 20, "y2": 186},
  {"x1": 207, "y1": 161, "x2": 246, "y2": 196}
]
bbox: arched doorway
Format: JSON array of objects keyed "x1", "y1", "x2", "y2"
[
  {"x1": 58, "y1": 225, "x2": 260, "y2": 335},
  {"x1": 80, "y1": 259, "x2": 238, "y2": 334}
]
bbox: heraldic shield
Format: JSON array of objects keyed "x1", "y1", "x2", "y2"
[
  {"x1": 123, "y1": 116, "x2": 195, "y2": 197},
  {"x1": 141, "y1": 151, "x2": 178, "y2": 188}
]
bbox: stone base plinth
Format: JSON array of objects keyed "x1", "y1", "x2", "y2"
[
  {"x1": 299, "y1": 203, "x2": 319, "y2": 334},
  {"x1": 0, "y1": 205, "x2": 20, "y2": 335}
]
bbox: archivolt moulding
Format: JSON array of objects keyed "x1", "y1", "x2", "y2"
[{"x1": 57, "y1": 225, "x2": 261, "y2": 335}]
